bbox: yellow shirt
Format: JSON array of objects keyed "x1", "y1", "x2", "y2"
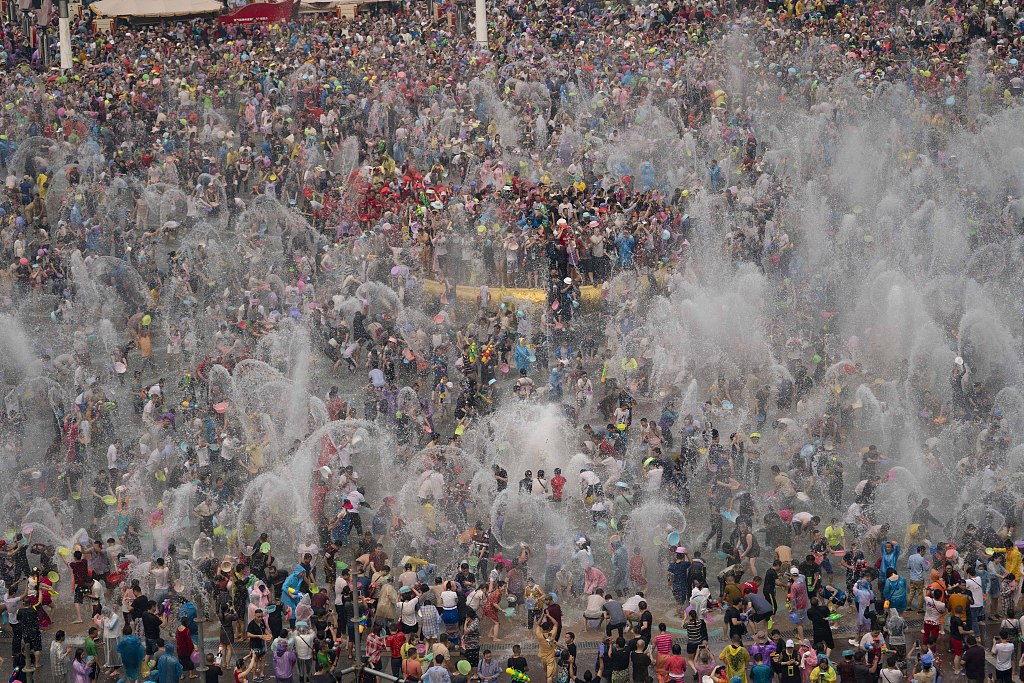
[
  {"x1": 1006, "y1": 547, "x2": 1022, "y2": 579},
  {"x1": 811, "y1": 667, "x2": 837, "y2": 683},
  {"x1": 720, "y1": 645, "x2": 750, "y2": 683},
  {"x1": 825, "y1": 526, "x2": 845, "y2": 549}
]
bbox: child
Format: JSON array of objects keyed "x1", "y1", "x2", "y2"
[
  {"x1": 506, "y1": 645, "x2": 528, "y2": 675},
  {"x1": 1000, "y1": 573, "x2": 1017, "y2": 617}
]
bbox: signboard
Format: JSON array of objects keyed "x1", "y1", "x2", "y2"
[{"x1": 217, "y1": 0, "x2": 293, "y2": 23}]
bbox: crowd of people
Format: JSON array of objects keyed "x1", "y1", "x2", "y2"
[{"x1": 1, "y1": 2, "x2": 1024, "y2": 683}]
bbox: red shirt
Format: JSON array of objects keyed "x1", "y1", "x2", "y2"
[
  {"x1": 70, "y1": 559, "x2": 90, "y2": 587},
  {"x1": 654, "y1": 632, "x2": 674, "y2": 655},
  {"x1": 666, "y1": 655, "x2": 687, "y2": 678},
  {"x1": 550, "y1": 475, "x2": 566, "y2": 501},
  {"x1": 386, "y1": 632, "x2": 406, "y2": 658}
]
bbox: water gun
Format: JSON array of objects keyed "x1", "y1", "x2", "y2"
[{"x1": 506, "y1": 669, "x2": 530, "y2": 683}]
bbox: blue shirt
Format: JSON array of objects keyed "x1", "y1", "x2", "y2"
[
  {"x1": 424, "y1": 665, "x2": 452, "y2": 683},
  {"x1": 907, "y1": 553, "x2": 929, "y2": 582},
  {"x1": 478, "y1": 659, "x2": 502, "y2": 683},
  {"x1": 668, "y1": 561, "x2": 690, "y2": 591},
  {"x1": 751, "y1": 663, "x2": 773, "y2": 683}
]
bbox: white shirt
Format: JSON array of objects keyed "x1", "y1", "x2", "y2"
[
  {"x1": 399, "y1": 598, "x2": 419, "y2": 626},
  {"x1": 966, "y1": 576, "x2": 985, "y2": 607},
  {"x1": 466, "y1": 589, "x2": 484, "y2": 613},
  {"x1": 346, "y1": 490, "x2": 365, "y2": 509},
  {"x1": 993, "y1": 642, "x2": 1015, "y2": 671},
  {"x1": 878, "y1": 669, "x2": 903, "y2": 683},
  {"x1": 859, "y1": 633, "x2": 885, "y2": 650},
  {"x1": 585, "y1": 593, "x2": 606, "y2": 613},
  {"x1": 621, "y1": 594, "x2": 644, "y2": 613},
  {"x1": 106, "y1": 444, "x2": 118, "y2": 469},
  {"x1": 440, "y1": 590, "x2": 458, "y2": 610},
  {"x1": 294, "y1": 631, "x2": 315, "y2": 660},
  {"x1": 923, "y1": 597, "x2": 945, "y2": 625}
]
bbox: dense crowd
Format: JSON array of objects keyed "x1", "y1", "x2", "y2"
[{"x1": 1, "y1": 3, "x2": 1024, "y2": 683}]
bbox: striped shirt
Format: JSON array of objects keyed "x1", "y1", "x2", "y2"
[
  {"x1": 51, "y1": 641, "x2": 69, "y2": 683},
  {"x1": 654, "y1": 633, "x2": 674, "y2": 655},
  {"x1": 685, "y1": 619, "x2": 707, "y2": 645}
]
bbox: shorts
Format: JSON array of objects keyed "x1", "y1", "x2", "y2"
[
  {"x1": 922, "y1": 622, "x2": 939, "y2": 643},
  {"x1": 400, "y1": 622, "x2": 418, "y2": 635},
  {"x1": 686, "y1": 643, "x2": 699, "y2": 655},
  {"x1": 951, "y1": 638, "x2": 963, "y2": 656},
  {"x1": 75, "y1": 585, "x2": 89, "y2": 604}
]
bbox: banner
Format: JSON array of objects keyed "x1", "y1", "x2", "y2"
[{"x1": 217, "y1": 0, "x2": 293, "y2": 23}]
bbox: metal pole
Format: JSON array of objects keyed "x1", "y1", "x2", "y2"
[
  {"x1": 351, "y1": 590, "x2": 362, "y2": 683},
  {"x1": 58, "y1": 0, "x2": 71, "y2": 72},
  {"x1": 473, "y1": 0, "x2": 485, "y2": 46},
  {"x1": 195, "y1": 617, "x2": 209, "y2": 673}
]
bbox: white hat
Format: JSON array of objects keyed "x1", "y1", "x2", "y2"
[
  {"x1": 789, "y1": 566, "x2": 800, "y2": 575},
  {"x1": 786, "y1": 640, "x2": 795, "y2": 648},
  {"x1": 954, "y1": 356, "x2": 964, "y2": 366},
  {"x1": 563, "y1": 277, "x2": 572, "y2": 284}
]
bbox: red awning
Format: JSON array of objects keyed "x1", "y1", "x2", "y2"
[{"x1": 217, "y1": 0, "x2": 294, "y2": 24}]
